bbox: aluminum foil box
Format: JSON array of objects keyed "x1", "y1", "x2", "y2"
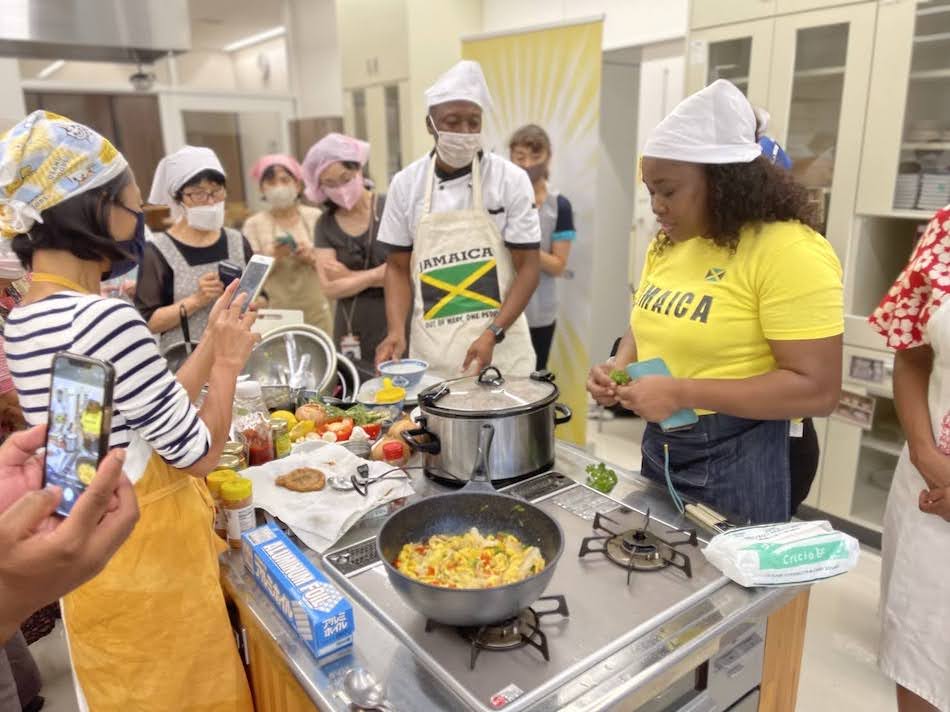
[{"x1": 243, "y1": 523, "x2": 354, "y2": 658}]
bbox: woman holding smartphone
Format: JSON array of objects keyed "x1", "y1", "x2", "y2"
[
  {"x1": 586, "y1": 81, "x2": 844, "y2": 524},
  {"x1": 134, "y1": 145, "x2": 257, "y2": 353},
  {"x1": 0, "y1": 112, "x2": 256, "y2": 711}
]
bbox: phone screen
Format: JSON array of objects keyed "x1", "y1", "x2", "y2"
[
  {"x1": 231, "y1": 259, "x2": 271, "y2": 313},
  {"x1": 45, "y1": 356, "x2": 112, "y2": 516}
]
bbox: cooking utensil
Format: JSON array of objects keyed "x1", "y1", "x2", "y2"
[
  {"x1": 344, "y1": 667, "x2": 393, "y2": 711},
  {"x1": 377, "y1": 423, "x2": 564, "y2": 626},
  {"x1": 243, "y1": 325, "x2": 337, "y2": 396},
  {"x1": 402, "y1": 366, "x2": 572, "y2": 484}
]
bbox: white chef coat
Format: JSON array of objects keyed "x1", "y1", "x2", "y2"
[{"x1": 378, "y1": 151, "x2": 541, "y2": 250}]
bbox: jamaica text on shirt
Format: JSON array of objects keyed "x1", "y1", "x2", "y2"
[{"x1": 636, "y1": 281, "x2": 714, "y2": 324}]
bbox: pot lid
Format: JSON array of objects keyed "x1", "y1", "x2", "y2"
[{"x1": 419, "y1": 366, "x2": 558, "y2": 415}]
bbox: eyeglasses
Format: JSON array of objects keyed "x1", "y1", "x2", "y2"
[{"x1": 182, "y1": 186, "x2": 226, "y2": 204}]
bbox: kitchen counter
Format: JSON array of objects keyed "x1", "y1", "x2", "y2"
[{"x1": 221, "y1": 441, "x2": 810, "y2": 712}]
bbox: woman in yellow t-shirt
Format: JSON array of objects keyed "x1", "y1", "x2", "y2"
[{"x1": 587, "y1": 80, "x2": 843, "y2": 524}]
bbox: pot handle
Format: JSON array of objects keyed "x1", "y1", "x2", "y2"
[
  {"x1": 400, "y1": 418, "x2": 441, "y2": 455},
  {"x1": 477, "y1": 365, "x2": 504, "y2": 386},
  {"x1": 463, "y1": 423, "x2": 496, "y2": 493},
  {"x1": 554, "y1": 402, "x2": 573, "y2": 425}
]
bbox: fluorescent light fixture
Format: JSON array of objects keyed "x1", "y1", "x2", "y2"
[
  {"x1": 222, "y1": 26, "x2": 285, "y2": 52},
  {"x1": 37, "y1": 60, "x2": 65, "y2": 79}
]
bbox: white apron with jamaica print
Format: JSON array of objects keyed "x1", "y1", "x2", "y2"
[{"x1": 409, "y1": 156, "x2": 535, "y2": 378}]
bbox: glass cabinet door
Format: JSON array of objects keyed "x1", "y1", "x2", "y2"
[
  {"x1": 686, "y1": 20, "x2": 774, "y2": 105},
  {"x1": 894, "y1": 0, "x2": 950, "y2": 212}
]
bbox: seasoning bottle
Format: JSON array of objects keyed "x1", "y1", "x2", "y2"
[
  {"x1": 382, "y1": 440, "x2": 409, "y2": 467},
  {"x1": 233, "y1": 381, "x2": 273, "y2": 467},
  {"x1": 270, "y1": 418, "x2": 291, "y2": 459},
  {"x1": 221, "y1": 477, "x2": 255, "y2": 549},
  {"x1": 206, "y1": 468, "x2": 238, "y2": 539}
]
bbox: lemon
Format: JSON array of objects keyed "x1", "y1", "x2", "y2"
[
  {"x1": 271, "y1": 410, "x2": 298, "y2": 428},
  {"x1": 290, "y1": 420, "x2": 315, "y2": 441}
]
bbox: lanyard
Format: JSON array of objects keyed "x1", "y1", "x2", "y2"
[
  {"x1": 31, "y1": 272, "x2": 91, "y2": 294},
  {"x1": 341, "y1": 194, "x2": 378, "y2": 336}
]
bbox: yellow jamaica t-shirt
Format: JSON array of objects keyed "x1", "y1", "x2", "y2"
[{"x1": 631, "y1": 220, "x2": 843, "y2": 387}]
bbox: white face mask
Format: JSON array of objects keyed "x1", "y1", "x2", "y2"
[
  {"x1": 263, "y1": 184, "x2": 298, "y2": 210},
  {"x1": 185, "y1": 202, "x2": 225, "y2": 232},
  {"x1": 431, "y1": 120, "x2": 482, "y2": 169}
]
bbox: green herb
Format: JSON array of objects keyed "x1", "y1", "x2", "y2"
[
  {"x1": 585, "y1": 462, "x2": 618, "y2": 494},
  {"x1": 512, "y1": 504, "x2": 525, "y2": 512},
  {"x1": 609, "y1": 369, "x2": 631, "y2": 386},
  {"x1": 344, "y1": 403, "x2": 388, "y2": 426}
]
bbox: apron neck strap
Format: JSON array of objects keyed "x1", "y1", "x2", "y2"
[{"x1": 423, "y1": 154, "x2": 484, "y2": 215}]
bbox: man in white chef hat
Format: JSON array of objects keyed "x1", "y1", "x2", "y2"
[{"x1": 375, "y1": 60, "x2": 540, "y2": 378}]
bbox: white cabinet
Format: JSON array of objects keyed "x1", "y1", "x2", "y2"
[
  {"x1": 857, "y1": 0, "x2": 950, "y2": 220},
  {"x1": 686, "y1": 20, "x2": 774, "y2": 105},
  {"x1": 337, "y1": 0, "x2": 410, "y2": 89},
  {"x1": 343, "y1": 80, "x2": 409, "y2": 193},
  {"x1": 690, "y1": 0, "x2": 777, "y2": 30}
]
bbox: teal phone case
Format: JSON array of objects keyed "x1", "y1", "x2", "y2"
[{"x1": 625, "y1": 358, "x2": 700, "y2": 432}]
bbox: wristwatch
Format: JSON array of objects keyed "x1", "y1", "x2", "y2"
[{"x1": 487, "y1": 323, "x2": 506, "y2": 343}]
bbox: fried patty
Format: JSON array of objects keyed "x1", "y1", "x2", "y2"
[{"x1": 276, "y1": 467, "x2": 327, "y2": 492}]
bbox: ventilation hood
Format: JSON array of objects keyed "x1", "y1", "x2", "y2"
[{"x1": 0, "y1": 0, "x2": 190, "y2": 63}]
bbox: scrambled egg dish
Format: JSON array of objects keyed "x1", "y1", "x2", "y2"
[
  {"x1": 394, "y1": 527, "x2": 545, "y2": 589},
  {"x1": 77, "y1": 462, "x2": 97, "y2": 485}
]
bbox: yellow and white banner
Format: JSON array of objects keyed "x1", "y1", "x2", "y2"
[{"x1": 463, "y1": 19, "x2": 603, "y2": 445}]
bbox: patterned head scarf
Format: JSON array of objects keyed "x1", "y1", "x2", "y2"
[{"x1": 0, "y1": 110, "x2": 128, "y2": 240}]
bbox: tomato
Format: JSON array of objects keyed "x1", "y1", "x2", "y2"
[
  {"x1": 325, "y1": 417, "x2": 354, "y2": 441},
  {"x1": 426, "y1": 566, "x2": 435, "y2": 576},
  {"x1": 362, "y1": 423, "x2": 382, "y2": 439}
]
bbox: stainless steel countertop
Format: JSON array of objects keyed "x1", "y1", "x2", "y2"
[{"x1": 221, "y1": 441, "x2": 803, "y2": 711}]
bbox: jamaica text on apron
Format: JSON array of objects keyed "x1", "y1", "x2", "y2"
[
  {"x1": 409, "y1": 156, "x2": 535, "y2": 378},
  {"x1": 151, "y1": 229, "x2": 245, "y2": 353}
]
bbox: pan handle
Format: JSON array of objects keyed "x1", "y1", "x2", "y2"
[
  {"x1": 554, "y1": 402, "x2": 573, "y2": 426},
  {"x1": 401, "y1": 419, "x2": 441, "y2": 455}
]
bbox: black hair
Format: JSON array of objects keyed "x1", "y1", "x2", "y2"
[
  {"x1": 653, "y1": 156, "x2": 820, "y2": 254},
  {"x1": 11, "y1": 170, "x2": 134, "y2": 271},
  {"x1": 173, "y1": 169, "x2": 226, "y2": 203},
  {"x1": 321, "y1": 161, "x2": 364, "y2": 214}
]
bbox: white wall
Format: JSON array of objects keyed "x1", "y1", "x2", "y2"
[
  {"x1": 232, "y1": 37, "x2": 289, "y2": 93},
  {"x1": 0, "y1": 60, "x2": 26, "y2": 131},
  {"x1": 480, "y1": 0, "x2": 687, "y2": 50},
  {"x1": 286, "y1": 0, "x2": 342, "y2": 117}
]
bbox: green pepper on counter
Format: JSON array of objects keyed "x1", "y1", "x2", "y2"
[
  {"x1": 585, "y1": 462, "x2": 618, "y2": 494},
  {"x1": 609, "y1": 369, "x2": 631, "y2": 386}
]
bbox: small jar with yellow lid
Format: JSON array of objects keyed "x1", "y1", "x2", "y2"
[
  {"x1": 221, "y1": 477, "x2": 255, "y2": 549},
  {"x1": 206, "y1": 468, "x2": 238, "y2": 539}
]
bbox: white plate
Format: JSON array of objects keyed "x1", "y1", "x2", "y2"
[{"x1": 357, "y1": 373, "x2": 443, "y2": 406}]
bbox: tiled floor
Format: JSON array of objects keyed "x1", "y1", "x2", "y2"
[{"x1": 25, "y1": 415, "x2": 898, "y2": 711}]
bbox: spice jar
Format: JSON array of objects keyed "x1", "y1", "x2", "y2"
[
  {"x1": 232, "y1": 381, "x2": 273, "y2": 467},
  {"x1": 382, "y1": 440, "x2": 410, "y2": 467},
  {"x1": 214, "y1": 454, "x2": 242, "y2": 473},
  {"x1": 270, "y1": 418, "x2": 291, "y2": 459},
  {"x1": 221, "y1": 477, "x2": 255, "y2": 549},
  {"x1": 206, "y1": 468, "x2": 238, "y2": 539},
  {"x1": 222, "y1": 441, "x2": 248, "y2": 470}
]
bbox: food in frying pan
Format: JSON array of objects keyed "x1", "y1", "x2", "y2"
[
  {"x1": 394, "y1": 527, "x2": 545, "y2": 589},
  {"x1": 77, "y1": 460, "x2": 97, "y2": 485},
  {"x1": 276, "y1": 467, "x2": 327, "y2": 492}
]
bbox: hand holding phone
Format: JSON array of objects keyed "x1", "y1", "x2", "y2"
[
  {"x1": 229, "y1": 255, "x2": 274, "y2": 314},
  {"x1": 218, "y1": 261, "x2": 242, "y2": 288},
  {"x1": 43, "y1": 353, "x2": 116, "y2": 516}
]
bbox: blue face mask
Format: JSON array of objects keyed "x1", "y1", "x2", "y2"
[{"x1": 104, "y1": 209, "x2": 146, "y2": 280}]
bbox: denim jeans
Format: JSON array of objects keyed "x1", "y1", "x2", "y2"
[{"x1": 640, "y1": 413, "x2": 791, "y2": 524}]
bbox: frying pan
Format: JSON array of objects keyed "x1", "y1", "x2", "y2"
[{"x1": 377, "y1": 423, "x2": 564, "y2": 626}]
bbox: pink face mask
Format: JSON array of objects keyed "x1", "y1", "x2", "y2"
[{"x1": 324, "y1": 175, "x2": 364, "y2": 210}]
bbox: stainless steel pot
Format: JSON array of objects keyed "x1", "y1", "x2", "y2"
[{"x1": 402, "y1": 366, "x2": 572, "y2": 485}]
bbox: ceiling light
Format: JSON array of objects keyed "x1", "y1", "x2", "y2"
[
  {"x1": 222, "y1": 26, "x2": 285, "y2": 53},
  {"x1": 37, "y1": 60, "x2": 65, "y2": 79}
]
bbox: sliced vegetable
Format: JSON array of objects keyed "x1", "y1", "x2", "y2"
[
  {"x1": 585, "y1": 462, "x2": 618, "y2": 494},
  {"x1": 325, "y1": 417, "x2": 354, "y2": 441},
  {"x1": 609, "y1": 369, "x2": 631, "y2": 386},
  {"x1": 271, "y1": 410, "x2": 298, "y2": 428},
  {"x1": 289, "y1": 420, "x2": 315, "y2": 441},
  {"x1": 362, "y1": 422, "x2": 382, "y2": 440}
]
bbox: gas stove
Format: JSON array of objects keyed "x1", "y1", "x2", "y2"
[{"x1": 322, "y1": 472, "x2": 735, "y2": 711}]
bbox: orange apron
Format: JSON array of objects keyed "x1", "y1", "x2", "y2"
[{"x1": 62, "y1": 450, "x2": 253, "y2": 712}]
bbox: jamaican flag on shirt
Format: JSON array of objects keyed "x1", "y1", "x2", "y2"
[{"x1": 420, "y1": 258, "x2": 501, "y2": 320}]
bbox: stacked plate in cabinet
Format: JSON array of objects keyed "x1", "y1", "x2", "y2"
[
  {"x1": 918, "y1": 173, "x2": 950, "y2": 212},
  {"x1": 894, "y1": 173, "x2": 921, "y2": 210}
]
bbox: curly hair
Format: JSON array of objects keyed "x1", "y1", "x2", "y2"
[{"x1": 653, "y1": 155, "x2": 819, "y2": 253}]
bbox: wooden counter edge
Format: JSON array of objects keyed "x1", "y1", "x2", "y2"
[{"x1": 758, "y1": 589, "x2": 811, "y2": 712}]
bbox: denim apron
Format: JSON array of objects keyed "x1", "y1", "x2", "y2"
[{"x1": 639, "y1": 414, "x2": 791, "y2": 524}]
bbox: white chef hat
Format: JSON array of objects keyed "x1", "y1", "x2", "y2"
[
  {"x1": 643, "y1": 80, "x2": 762, "y2": 164},
  {"x1": 425, "y1": 60, "x2": 493, "y2": 112},
  {"x1": 148, "y1": 146, "x2": 226, "y2": 210}
]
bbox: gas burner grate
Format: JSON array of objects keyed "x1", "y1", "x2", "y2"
[
  {"x1": 425, "y1": 595, "x2": 570, "y2": 671},
  {"x1": 578, "y1": 510, "x2": 697, "y2": 584}
]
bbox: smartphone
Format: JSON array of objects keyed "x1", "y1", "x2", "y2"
[
  {"x1": 230, "y1": 255, "x2": 274, "y2": 314},
  {"x1": 625, "y1": 358, "x2": 700, "y2": 432},
  {"x1": 218, "y1": 260, "x2": 243, "y2": 288},
  {"x1": 44, "y1": 353, "x2": 115, "y2": 516},
  {"x1": 275, "y1": 233, "x2": 296, "y2": 249}
]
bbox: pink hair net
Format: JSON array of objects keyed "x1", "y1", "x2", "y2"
[
  {"x1": 250, "y1": 154, "x2": 303, "y2": 183},
  {"x1": 302, "y1": 133, "x2": 370, "y2": 204}
]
